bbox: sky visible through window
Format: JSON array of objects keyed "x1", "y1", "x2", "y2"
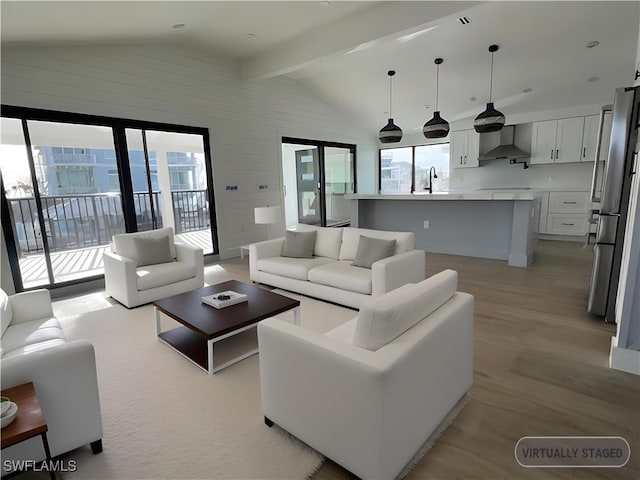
[{"x1": 380, "y1": 143, "x2": 450, "y2": 193}]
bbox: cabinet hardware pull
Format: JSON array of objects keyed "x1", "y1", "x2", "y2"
[
  {"x1": 550, "y1": 150, "x2": 554, "y2": 160},
  {"x1": 464, "y1": 155, "x2": 467, "y2": 164},
  {"x1": 460, "y1": 156, "x2": 463, "y2": 165},
  {"x1": 563, "y1": 201, "x2": 577, "y2": 204},
  {"x1": 590, "y1": 104, "x2": 613, "y2": 201},
  {"x1": 583, "y1": 147, "x2": 586, "y2": 158},
  {"x1": 561, "y1": 223, "x2": 575, "y2": 226},
  {"x1": 556, "y1": 149, "x2": 559, "y2": 159}
]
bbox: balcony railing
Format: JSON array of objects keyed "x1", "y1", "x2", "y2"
[
  {"x1": 52, "y1": 153, "x2": 97, "y2": 164},
  {"x1": 8, "y1": 189, "x2": 210, "y2": 256}
]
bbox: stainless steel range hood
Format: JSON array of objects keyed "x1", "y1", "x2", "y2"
[{"x1": 478, "y1": 125, "x2": 530, "y2": 160}]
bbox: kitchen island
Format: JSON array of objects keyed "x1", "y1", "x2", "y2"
[{"x1": 345, "y1": 190, "x2": 543, "y2": 267}]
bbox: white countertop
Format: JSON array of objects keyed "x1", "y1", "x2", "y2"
[{"x1": 345, "y1": 189, "x2": 544, "y2": 201}]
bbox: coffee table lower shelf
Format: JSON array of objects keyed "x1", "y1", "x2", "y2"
[{"x1": 157, "y1": 323, "x2": 259, "y2": 375}]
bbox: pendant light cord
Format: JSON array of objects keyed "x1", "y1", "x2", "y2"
[
  {"x1": 489, "y1": 51, "x2": 494, "y2": 102},
  {"x1": 435, "y1": 63, "x2": 440, "y2": 111},
  {"x1": 389, "y1": 75, "x2": 393, "y2": 117}
]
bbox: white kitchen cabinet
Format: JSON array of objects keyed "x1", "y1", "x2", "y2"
[
  {"x1": 548, "y1": 191, "x2": 590, "y2": 213},
  {"x1": 450, "y1": 130, "x2": 479, "y2": 168},
  {"x1": 546, "y1": 214, "x2": 589, "y2": 236},
  {"x1": 530, "y1": 117, "x2": 584, "y2": 164},
  {"x1": 538, "y1": 192, "x2": 550, "y2": 234},
  {"x1": 545, "y1": 191, "x2": 590, "y2": 236},
  {"x1": 582, "y1": 113, "x2": 613, "y2": 162}
]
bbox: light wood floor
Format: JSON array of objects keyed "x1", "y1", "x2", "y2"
[{"x1": 311, "y1": 240, "x2": 640, "y2": 480}]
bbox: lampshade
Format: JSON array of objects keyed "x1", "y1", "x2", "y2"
[
  {"x1": 254, "y1": 206, "x2": 281, "y2": 225},
  {"x1": 379, "y1": 70, "x2": 403, "y2": 143},
  {"x1": 474, "y1": 44, "x2": 505, "y2": 133},
  {"x1": 423, "y1": 58, "x2": 450, "y2": 139},
  {"x1": 379, "y1": 119, "x2": 403, "y2": 143},
  {"x1": 423, "y1": 111, "x2": 450, "y2": 138},
  {"x1": 474, "y1": 102, "x2": 505, "y2": 133}
]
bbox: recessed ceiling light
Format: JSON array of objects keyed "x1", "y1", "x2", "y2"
[
  {"x1": 588, "y1": 76, "x2": 600, "y2": 82},
  {"x1": 586, "y1": 41, "x2": 600, "y2": 49},
  {"x1": 470, "y1": 96, "x2": 477, "y2": 102},
  {"x1": 247, "y1": 33, "x2": 256, "y2": 39},
  {"x1": 522, "y1": 88, "x2": 533, "y2": 93},
  {"x1": 172, "y1": 23, "x2": 186, "y2": 29},
  {"x1": 320, "y1": 1, "x2": 331, "y2": 6}
]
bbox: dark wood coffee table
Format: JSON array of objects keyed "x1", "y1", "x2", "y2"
[{"x1": 153, "y1": 280, "x2": 300, "y2": 374}]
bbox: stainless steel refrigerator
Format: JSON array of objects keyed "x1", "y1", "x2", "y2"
[{"x1": 587, "y1": 86, "x2": 640, "y2": 322}]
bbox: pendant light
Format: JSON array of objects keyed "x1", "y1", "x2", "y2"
[
  {"x1": 379, "y1": 70, "x2": 403, "y2": 143},
  {"x1": 423, "y1": 58, "x2": 450, "y2": 139},
  {"x1": 474, "y1": 44, "x2": 505, "y2": 133}
]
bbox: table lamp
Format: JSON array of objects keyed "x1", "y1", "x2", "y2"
[{"x1": 254, "y1": 206, "x2": 281, "y2": 240}]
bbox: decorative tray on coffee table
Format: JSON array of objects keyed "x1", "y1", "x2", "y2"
[{"x1": 202, "y1": 291, "x2": 248, "y2": 309}]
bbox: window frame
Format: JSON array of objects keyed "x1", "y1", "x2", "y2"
[{"x1": 1, "y1": 104, "x2": 219, "y2": 291}]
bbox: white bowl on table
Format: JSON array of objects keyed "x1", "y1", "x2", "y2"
[{"x1": 1, "y1": 402, "x2": 18, "y2": 428}]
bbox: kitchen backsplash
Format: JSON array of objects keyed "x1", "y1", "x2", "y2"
[{"x1": 450, "y1": 159, "x2": 594, "y2": 191}]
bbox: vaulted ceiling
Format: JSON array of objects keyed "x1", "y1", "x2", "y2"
[{"x1": 2, "y1": 1, "x2": 638, "y2": 139}]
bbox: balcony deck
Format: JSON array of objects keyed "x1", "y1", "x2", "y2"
[{"x1": 19, "y1": 230, "x2": 213, "y2": 288}]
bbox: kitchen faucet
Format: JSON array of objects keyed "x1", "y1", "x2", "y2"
[{"x1": 425, "y1": 166, "x2": 438, "y2": 193}]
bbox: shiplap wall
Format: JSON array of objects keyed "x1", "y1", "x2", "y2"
[{"x1": 1, "y1": 43, "x2": 377, "y2": 258}]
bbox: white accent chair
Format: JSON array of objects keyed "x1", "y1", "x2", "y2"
[
  {"x1": 258, "y1": 270, "x2": 474, "y2": 480},
  {"x1": 103, "y1": 227, "x2": 204, "y2": 308},
  {"x1": 0, "y1": 288, "x2": 103, "y2": 472}
]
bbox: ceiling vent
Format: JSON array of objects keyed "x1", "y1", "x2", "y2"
[{"x1": 458, "y1": 16, "x2": 471, "y2": 25}]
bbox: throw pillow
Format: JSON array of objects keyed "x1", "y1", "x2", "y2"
[
  {"x1": 352, "y1": 235, "x2": 396, "y2": 269},
  {"x1": 353, "y1": 269, "x2": 458, "y2": 351},
  {"x1": 282, "y1": 230, "x2": 317, "y2": 258},
  {"x1": 132, "y1": 235, "x2": 174, "y2": 266}
]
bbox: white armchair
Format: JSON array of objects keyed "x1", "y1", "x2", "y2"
[
  {"x1": 103, "y1": 227, "x2": 204, "y2": 308},
  {"x1": 1, "y1": 289, "x2": 103, "y2": 472},
  {"x1": 258, "y1": 270, "x2": 474, "y2": 480}
]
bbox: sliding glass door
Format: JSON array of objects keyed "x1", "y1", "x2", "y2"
[
  {"x1": 125, "y1": 129, "x2": 213, "y2": 252},
  {"x1": 1, "y1": 119, "x2": 123, "y2": 287},
  {"x1": 1, "y1": 106, "x2": 217, "y2": 291},
  {"x1": 323, "y1": 146, "x2": 354, "y2": 227},
  {"x1": 282, "y1": 137, "x2": 355, "y2": 228},
  {"x1": 295, "y1": 147, "x2": 321, "y2": 225}
]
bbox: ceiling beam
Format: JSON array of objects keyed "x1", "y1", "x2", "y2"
[{"x1": 240, "y1": 1, "x2": 480, "y2": 81}]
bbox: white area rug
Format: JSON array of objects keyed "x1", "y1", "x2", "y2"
[{"x1": 54, "y1": 287, "x2": 355, "y2": 480}]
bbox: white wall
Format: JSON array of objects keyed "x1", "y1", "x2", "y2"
[{"x1": 0, "y1": 43, "x2": 377, "y2": 259}]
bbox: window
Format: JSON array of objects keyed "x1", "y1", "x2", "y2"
[
  {"x1": 380, "y1": 143, "x2": 450, "y2": 193},
  {"x1": 415, "y1": 144, "x2": 450, "y2": 192},
  {"x1": 55, "y1": 167, "x2": 94, "y2": 194},
  {"x1": 380, "y1": 147, "x2": 412, "y2": 193},
  {"x1": 169, "y1": 168, "x2": 193, "y2": 190},
  {"x1": 107, "y1": 169, "x2": 120, "y2": 191}
]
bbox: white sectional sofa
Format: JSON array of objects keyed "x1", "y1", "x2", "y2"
[
  {"x1": 0, "y1": 288, "x2": 103, "y2": 472},
  {"x1": 258, "y1": 269, "x2": 474, "y2": 480},
  {"x1": 249, "y1": 225, "x2": 425, "y2": 309}
]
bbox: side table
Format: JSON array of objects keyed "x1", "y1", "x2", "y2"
[
  {"x1": 240, "y1": 244, "x2": 250, "y2": 260},
  {"x1": 1, "y1": 382, "x2": 56, "y2": 480}
]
